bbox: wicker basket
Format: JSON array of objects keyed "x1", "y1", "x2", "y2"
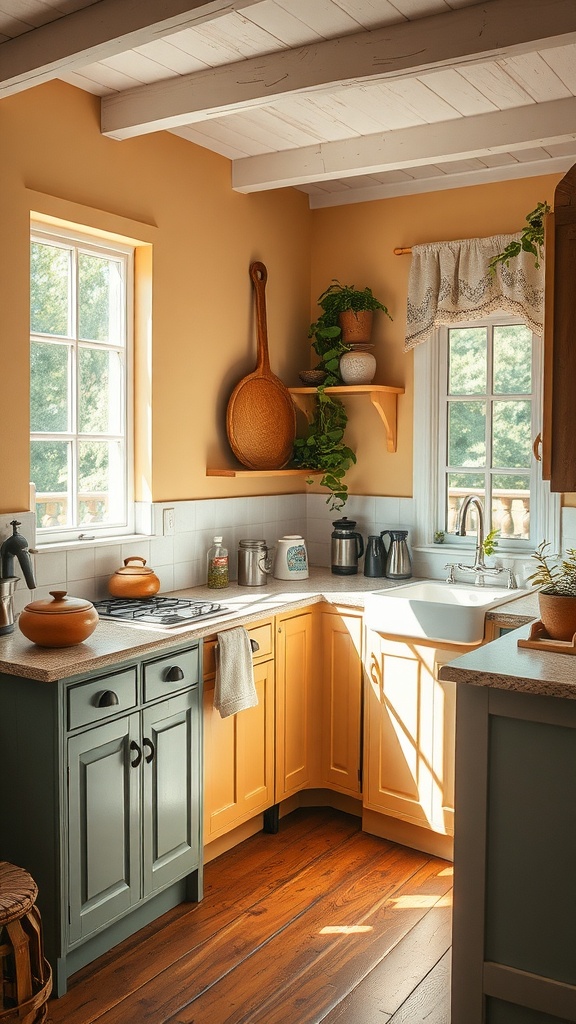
[{"x1": 298, "y1": 369, "x2": 327, "y2": 386}]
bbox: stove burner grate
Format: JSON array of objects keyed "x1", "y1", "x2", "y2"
[{"x1": 93, "y1": 596, "x2": 227, "y2": 626}]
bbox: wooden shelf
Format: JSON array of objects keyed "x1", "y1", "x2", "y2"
[
  {"x1": 289, "y1": 384, "x2": 404, "y2": 453},
  {"x1": 206, "y1": 384, "x2": 404, "y2": 477},
  {"x1": 206, "y1": 467, "x2": 322, "y2": 478}
]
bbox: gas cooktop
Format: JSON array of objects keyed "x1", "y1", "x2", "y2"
[{"x1": 93, "y1": 595, "x2": 228, "y2": 628}]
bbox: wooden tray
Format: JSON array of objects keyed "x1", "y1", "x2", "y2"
[{"x1": 517, "y1": 620, "x2": 576, "y2": 655}]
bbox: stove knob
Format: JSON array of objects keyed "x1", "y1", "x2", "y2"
[{"x1": 165, "y1": 666, "x2": 184, "y2": 682}]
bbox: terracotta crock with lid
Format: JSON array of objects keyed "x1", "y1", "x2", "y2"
[
  {"x1": 108, "y1": 556, "x2": 160, "y2": 598},
  {"x1": 18, "y1": 590, "x2": 99, "y2": 648}
]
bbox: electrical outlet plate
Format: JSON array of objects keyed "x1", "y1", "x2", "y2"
[{"x1": 163, "y1": 508, "x2": 175, "y2": 536}]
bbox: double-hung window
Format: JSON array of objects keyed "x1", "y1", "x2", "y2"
[
  {"x1": 30, "y1": 225, "x2": 133, "y2": 542},
  {"x1": 414, "y1": 314, "x2": 558, "y2": 556}
]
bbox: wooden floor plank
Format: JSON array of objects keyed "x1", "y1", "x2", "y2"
[
  {"x1": 321, "y1": 896, "x2": 452, "y2": 1022},
  {"x1": 162, "y1": 844, "x2": 432, "y2": 1024},
  {"x1": 387, "y1": 949, "x2": 451, "y2": 1024},
  {"x1": 45, "y1": 810, "x2": 453, "y2": 1024},
  {"x1": 50, "y1": 809, "x2": 361, "y2": 1024},
  {"x1": 241, "y1": 859, "x2": 453, "y2": 1024}
]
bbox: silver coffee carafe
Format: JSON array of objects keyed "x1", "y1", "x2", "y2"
[
  {"x1": 331, "y1": 517, "x2": 365, "y2": 576},
  {"x1": 237, "y1": 539, "x2": 272, "y2": 587},
  {"x1": 381, "y1": 529, "x2": 412, "y2": 580}
]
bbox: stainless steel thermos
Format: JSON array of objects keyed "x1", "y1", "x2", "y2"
[
  {"x1": 237, "y1": 539, "x2": 272, "y2": 586},
  {"x1": 381, "y1": 529, "x2": 412, "y2": 579},
  {"x1": 331, "y1": 517, "x2": 365, "y2": 575}
]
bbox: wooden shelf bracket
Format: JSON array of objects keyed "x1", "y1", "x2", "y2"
[{"x1": 288, "y1": 385, "x2": 403, "y2": 453}]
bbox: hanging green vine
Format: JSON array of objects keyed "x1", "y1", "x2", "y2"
[
  {"x1": 292, "y1": 388, "x2": 356, "y2": 511},
  {"x1": 488, "y1": 201, "x2": 550, "y2": 274}
]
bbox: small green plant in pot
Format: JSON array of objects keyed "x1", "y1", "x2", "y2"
[
  {"x1": 308, "y1": 281, "x2": 392, "y2": 383},
  {"x1": 527, "y1": 541, "x2": 576, "y2": 641}
]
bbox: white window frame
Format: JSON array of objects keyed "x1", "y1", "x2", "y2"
[
  {"x1": 413, "y1": 315, "x2": 559, "y2": 558},
  {"x1": 30, "y1": 222, "x2": 134, "y2": 543}
]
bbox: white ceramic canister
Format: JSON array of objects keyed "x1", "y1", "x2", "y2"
[{"x1": 273, "y1": 535, "x2": 309, "y2": 580}]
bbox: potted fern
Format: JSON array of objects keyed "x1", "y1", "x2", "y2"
[{"x1": 527, "y1": 541, "x2": 576, "y2": 641}]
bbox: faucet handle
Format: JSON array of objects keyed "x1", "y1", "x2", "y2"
[{"x1": 444, "y1": 563, "x2": 456, "y2": 584}]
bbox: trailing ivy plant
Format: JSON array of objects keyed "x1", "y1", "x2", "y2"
[
  {"x1": 292, "y1": 388, "x2": 356, "y2": 511},
  {"x1": 488, "y1": 201, "x2": 551, "y2": 275}
]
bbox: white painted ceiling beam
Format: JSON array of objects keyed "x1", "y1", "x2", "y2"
[
  {"x1": 231, "y1": 97, "x2": 576, "y2": 192},
  {"x1": 0, "y1": 0, "x2": 262, "y2": 97},
  {"x1": 100, "y1": 0, "x2": 576, "y2": 140}
]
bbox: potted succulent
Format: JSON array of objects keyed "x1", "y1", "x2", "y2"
[{"x1": 527, "y1": 540, "x2": 576, "y2": 641}]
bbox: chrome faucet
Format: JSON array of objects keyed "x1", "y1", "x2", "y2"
[
  {"x1": 0, "y1": 520, "x2": 37, "y2": 589},
  {"x1": 445, "y1": 496, "x2": 516, "y2": 588}
]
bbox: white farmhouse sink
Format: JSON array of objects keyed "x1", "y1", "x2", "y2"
[{"x1": 364, "y1": 581, "x2": 530, "y2": 645}]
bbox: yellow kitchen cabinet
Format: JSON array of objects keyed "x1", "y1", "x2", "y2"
[
  {"x1": 363, "y1": 629, "x2": 462, "y2": 837},
  {"x1": 320, "y1": 605, "x2": 362, "y2": 797},
  {"x1": 203, "y1": 620, "x2": 275, "y2": 842},
  {"x1": 274, "y1": 607, "x2": 321, "y2": 802}
]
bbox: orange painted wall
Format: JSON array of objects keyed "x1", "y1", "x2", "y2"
[
  {"x1": 309, "y1": 174, "x2": 563, "y2": 498},
  {"x1": 0, "y1": 80, "x2": 312, "y2": 511},
  {"x1": 0, "y1": 78, "x2": 566, "y2": 511}
]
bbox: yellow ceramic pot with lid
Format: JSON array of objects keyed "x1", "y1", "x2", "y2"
[
  {"x1": 108, "y1": 556, "x2": 161, "y2": 598},
  {"x1": 19, "y1": 591, "x2": 99, "y2": 647}
]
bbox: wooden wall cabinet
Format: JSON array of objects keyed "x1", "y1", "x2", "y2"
[
  {"x1": 542, "y1": 163, "x2": 576, "y2": 491},
  {"x1": 202, "y1": 620, "x2": 275, "y2": 841}
]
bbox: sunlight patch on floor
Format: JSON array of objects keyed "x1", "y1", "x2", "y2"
[
  {"x1": 390, "y1": 893, "x2": 452, "y2": 909},
  {"x1": 319, "y1": 925, "x2": 374, "y2": 935}
]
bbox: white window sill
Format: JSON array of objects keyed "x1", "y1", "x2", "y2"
[{"x1": 34, "y1": 533, "x2": 149, "y2": 553}]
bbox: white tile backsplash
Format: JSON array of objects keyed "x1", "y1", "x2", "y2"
[{"x1": 32, "y1": 493, "x2": 576, "y2": 594}]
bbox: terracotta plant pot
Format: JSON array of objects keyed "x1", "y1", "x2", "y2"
[
  {"x1": 338, "y1": 309, "x2": 373, "y2": 345},
  {"x1": 538, "y1": 590, "x2": 576, "y2": 641},
  {"x1": 19, "y1": 591, "x2": 99, "y2": 648},
  {"x1": 108, "y1": 556, "x2": 160, "y2": 598}
]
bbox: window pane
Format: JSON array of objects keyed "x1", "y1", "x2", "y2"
[
  {"x1": 447, "y1": 474, "x2": 485, "y2": 533},
  {"x1": 448, "y1": 328, "x2": 487, "y2": 394},
  {"x1": 30, "y1": 242, "x2": 70, "y2": 336},
  {"x1": 78, "y1": 348, "x2": 123, "y2": 434},
  {"x1": 78, "y1": 253, "x2": 123, "y2": 343},
  {"x1": 493, "y1": 474, "x2": 531, "y2": 540},
  {"x1": 30, "y1": 341, "x2": 70, "y2": 432},
  {"x1": 493, "y1": 324, "x2": 532, "y2": 394},
  {"x1": 492, "y1": 400, "x2": 531, "y2": 467},
  {"x1": 448, "y1": 401, "x2": 486, "y2": 466},
  {"x1": 79, "y1": 440, "x2": 124, "y2": 525},
  {"x1": 31, "y1": 440, "x2": 71, "y2": 528}
]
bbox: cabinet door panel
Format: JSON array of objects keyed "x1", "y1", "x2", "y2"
[
  {"x1": 275, "y1": 611, "x2": 317, "y2": 802},
  {"x1": 142, "y1": 690, "x2": 201, "y2": 896},
  {"x1": 364, "y1": 633, "x2": 434, "y2": 829},
  {"x1": 321, "y1": 611, "x2": 362, "y2": 795},
  {"x1": 203, "y1": 660, "x2": 274, "y2": 840},
  {"x1": 68, "y1": 714, "x2": 140, "y2": 944}
]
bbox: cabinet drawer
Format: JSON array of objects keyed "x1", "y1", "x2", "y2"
[
  {"x1": 203, "y1": 620, "x2": 274, "y2": 680},
  {"x1": 68, "y1": 668, "x2": 138, "y2": 731},
  {"x1": 143, "y1": 645, "x2": 200, "y2": 702}
]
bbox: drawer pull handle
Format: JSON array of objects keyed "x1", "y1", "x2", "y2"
[
  {"x1": 143, "y1": 737, "x2": 155, "y2": 764},
  {"x1": 250, "y1": 639, "x2": 260, "y2": 653},
  {"x1": 130, "y1": 741, "x2": 142, "y2": 768},
  {"x1": 96, "y1": 690, "x2": 119, "y2": 708},
  {"x1": 165, "y1": 666, "x2": 184, "y2": 682}
]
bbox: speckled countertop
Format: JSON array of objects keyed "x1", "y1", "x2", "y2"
[
  {"x1": 440, "y1": 621, "x2": 576, "y2": 700},
  {"x1": 0, "y1": 568, "x2": 539, "y2": 684}
]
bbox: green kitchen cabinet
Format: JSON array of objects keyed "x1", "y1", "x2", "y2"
[{"x1": 0, "y1": 641, "x2": 203, "y2": 997}]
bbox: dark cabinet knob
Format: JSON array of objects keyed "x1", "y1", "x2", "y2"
[
  {"x1": 96, "y1": 690, "x2": 119, "y2": 708},
  {"x1": 165, "y1": 665, "x2": 184, "y2": 682},
  {"x1": 250, "y1": 639, "x2": 260, "y2": 652}
]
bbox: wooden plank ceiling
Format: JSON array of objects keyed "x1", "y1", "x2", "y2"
[{"x1": 2, "y1": 0, "x2": 576, "y2": 207}]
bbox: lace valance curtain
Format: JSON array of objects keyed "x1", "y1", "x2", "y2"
[{"x1": 404, "y1": 233, "x2": 544, "y2": 351}]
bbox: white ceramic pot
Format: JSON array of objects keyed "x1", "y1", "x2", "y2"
[
  {"x1": 339, "y1": 349, "x2": 377, "y2": 385},
  {"x1": 273, "y1": 536, "x2": 309, "y2": 580}
]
